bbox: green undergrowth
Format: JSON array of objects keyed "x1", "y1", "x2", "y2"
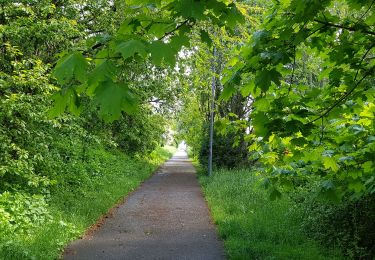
[
  {"x1": 0, "y1": 145, "x2": 175, "y2": 260},
  {"x1": 198, "y1": 168, "x2": 344, "y2": 260}
]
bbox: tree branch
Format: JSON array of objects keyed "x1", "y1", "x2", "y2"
[
  {"x1": 309, "y1": 69, "x2": 372, "y2": 124},
  {"x1": 83, "y1": 19, "x2": 191, "y2": 57},
  {"x1": 309, "y1": 41, "x2": 375, "y2": 124},
  {"x1": 356, "y1": 0, "x2": 375, "y2": 24},
  {"x1": 314, "y1": 19, "x2": 375, "y2": 36},
  {"x1": 158, "y1": 19, "x2": 190, "y2": 41}
]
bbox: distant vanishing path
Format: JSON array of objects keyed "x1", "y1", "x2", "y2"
[{"x1": 63, "y1": 151, "x2": 225, "y2": 260}]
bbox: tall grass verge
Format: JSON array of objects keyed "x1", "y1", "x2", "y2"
[{"x1": 199, "y1": 168, "x2": 343, "y2": 259}]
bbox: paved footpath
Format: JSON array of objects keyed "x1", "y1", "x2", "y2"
[{"x1": 63, "y1": 151, "x2": 225, "y2": 260}]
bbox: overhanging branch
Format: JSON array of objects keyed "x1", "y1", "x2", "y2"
[{"x1": 314, "y1": 19, "x2": 375, "y2": 36}]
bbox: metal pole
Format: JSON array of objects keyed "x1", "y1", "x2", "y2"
[{"x1": 208, "y1": 45, "x2": 216, "y2": 176}]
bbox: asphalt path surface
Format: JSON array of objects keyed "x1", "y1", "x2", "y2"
[{"x1": 63, "y1": 150, "x2": 225, "y2": 260}]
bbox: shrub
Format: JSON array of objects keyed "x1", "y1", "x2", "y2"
[
  {"x1": 297, "y1": 192, "x2": 375, "y2": 259},
  {"x1": 0, "y1": 192, "x2": 51, "y2": 234},
  {"x1": 199, "y1": 125, "x2": 248, "y2": 169}
]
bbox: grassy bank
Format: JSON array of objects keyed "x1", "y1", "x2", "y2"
[
  {"x1": 0, "y1": 146, "x2": 175, "y2": 260},
  {"x1": 199, "y1": 168, "x2": 343, "y2": 259}
]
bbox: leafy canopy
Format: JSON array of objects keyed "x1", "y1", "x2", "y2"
[
  {"x1": 51, "y1": 0, "x2": 245, "y2": 122},
  {"x1": 221, "y1": 0, "x2": 375, "y2": 200}
]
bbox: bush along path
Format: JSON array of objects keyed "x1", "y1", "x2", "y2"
[
  {"x1": 0, "y1": 146, "x2": 175, "y2": 260},
  {"x1": 63, "y1": 150, "x2": 225, "y2": 260}
]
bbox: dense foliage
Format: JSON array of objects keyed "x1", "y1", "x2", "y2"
[
  {"x1": 1, "y1": 0, "x2": 374, "y2": 258},
  {"x1": 0, "y1": 1, "x2": 177, "y2": 258},
  {"x1": 223, "y1": 0, "x2": 375, "y2": 201},
  {"x1": 50, "y1": 0, "x2": 245, "y2": 121}
]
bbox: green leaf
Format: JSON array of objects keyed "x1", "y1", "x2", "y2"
[
  {"x1": 321, "y1": 180, "x2": 335, "y2": 190},
  {"x1": 323, "y1": 156, "x2": 339, "y2": 172},
  {"x1": 362, "y1": 161, "x2": 373, "y2": 173},
  {"x1": 200, "y1": 30, "x2": 212, "y2": 47},
  {"x1": 255, "y1": 68, "x2": 281, "y2": 92},
  {"x1": 148, "y1": 23, "x2": 173, "y2": 38},
  {"x1": 240, "y1": 81, "x2": 256, "y2": 97},
  {"x1": 253, "y1": 98, "x2": 270, "y2": 112},
  {"x1": 48, "y1": 88, "x2": 81, "y2": 117},
  {"x1": 148, "y1": 41, "x2": 176, "y2": 67},
  {"x1": 348, "y1": 181, "x2": 365, "y2": 193},
  {"x1": 348, "y1": 170, "x2": 362, "y2": 180},
  {"x1": 53, "y1": 52, "x2": 88, "y2": 84},
  {"x1": 170, "y1": 34, "x2": 190, "y2": 50},
  {"x1": 171, "y1": 0, "x2": 205, "y2": 20},
  {"x1": 319, "y1": 187, "x2": 341, "y2": 203},
  {"x1": 328, "y1": 68, "x2": 344, "y2": 87},
  {"x1": 252, "y1": 112, "x2": 270, "y2": 137},
  {"x1": 118, "y1": 19, "x2": 134, "y2": 35},
  {"x1": 365, "y1": 11, "x2": 375, "y2": 26},
  {"x1": 219, "y1": 85, "x2": 236, "y2": 101},
  {"x1": 87, "y1": 60, "x2": 118, "y2": 95},
  {"x1": 115, "y1": 39, "x2": 147, "y2": 59},
  {"x1": 93, "y1": 80, "x2": 137, "y2": 122},
  {"x1": 280, "y1": 178, "x2": 294, "y2": 190},
  {"x1": 269, "y1": 187, "x2": 282, "y2": 200},
  {"x1": 303, "y1": 147, "x2": 324, "y2": 162},
  {"x1": 221, "y1": 3, "x2": 246, "y2": 30}
]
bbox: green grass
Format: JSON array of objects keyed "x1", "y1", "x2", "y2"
[
  {"x1": 199, "y1": 168, "x2": 344, "y2": 260},
  {"x1": 0, "y1": 145, "x2": 176, "y2": 260}
]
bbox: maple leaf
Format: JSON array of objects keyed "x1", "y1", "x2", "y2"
[{"x1": 53, "y1": 52, "x2": 88, "y2": 84}]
